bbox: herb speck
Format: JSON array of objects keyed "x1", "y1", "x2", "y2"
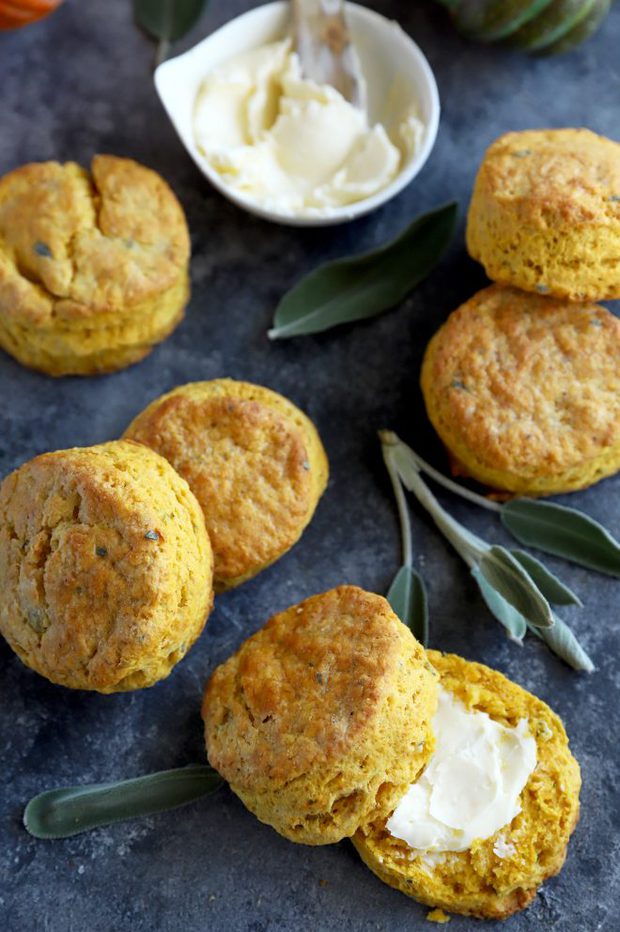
[
  {"x1": 302, "y1": 461, "x2": 311, "y2": 471},
  {"x1": 512, "y1": 149, "x2": 531, "y2": 158},
  {"x1": 96, "y1": 546, "x2": 108, "y2": 557},
  {"x1": 535, "y1": 284, "x2": 549, "y2": 294},
  {"x1": 608, "y1": 195, "x2": 620, "y2": 202},
  {"x1": 34, "y1": 241, "x2": 52, "y2": 258},
  {"x1": 145, "y1": 530, "x2": 159, "y2": 541},
  {"x1": 451, "y1": 378, "x2": 467, "y2": 390}
]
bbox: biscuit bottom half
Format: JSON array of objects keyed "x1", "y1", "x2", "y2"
[
  {"x1": 0, "y1": 271, "x2": 188, "y2": 377},
  {"x1": 352, "y1": 650, "x2": 581, "y2": 920}
]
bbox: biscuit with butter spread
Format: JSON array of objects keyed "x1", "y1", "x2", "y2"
[
  {"x1": 466, "y1": 128, "x2": 620, "y2": 301},
  {"x1": 124, "y1": 379, "x2": 328, "y2": 591},
  {"x1": 421, "y1": 284, "x2": 620, "y2": 496},
  {"x1": 0, "y1": 156, "x2": 190, "y2": 375},
  {"x1": 0, "y1": 440, "x2": 213, "y2": 692},
  {"x1": 353, "y1": 650, "x2": 581, "y2": 920},
  {"x1": 202, "y1": 586, "x2": 438, "y2": 845}
]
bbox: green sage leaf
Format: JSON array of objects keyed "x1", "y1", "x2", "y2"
[
  {"x1": 471, "y1": 567, "x2": 527, "y2": 642},
  {"x1": 268, "y1": 202, "x2": 458, "y2": 339},
  {"x1": 529, "y1": 617, "x2": 595, "y2": 673},
  {"x1": 24, "y1": 764, "x2": 223, "y2": 840},
  {"x1": 134, "y1": 0, "x2": 207, "y2": 49},
  {"x1": 478, "y1": 545, "x2": 554, "y2": 629},
  {"x1": 387, "y1": 564, "x2": 429, "y2": 647},
  {"x1": 510, "y1": 550, "x2": 582, "y2": 606},
  {"x1": 501, "y1": 498, "x2": 620, "y2": 578}
]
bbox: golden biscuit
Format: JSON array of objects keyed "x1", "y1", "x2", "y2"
[
  {"x1": 421, "y1": 284, "x2": 620, "y2": 496},
  {"x1": 0, "y1": 440, "x2": 213, "y2": 692},
  {"x1": 202, "y1": 586, "x2": 438, "y2": 845},
  {"x1": 353, "y1": 650, "x2": 581, "y2": 920},
  {"x1": 466, "y1": 128, "x2": 620, "y2": 301},
  {"x1": 124, "y1": 379, "x2": 329, "y2": 592},
  {"x1": 0, "y1": 156, "x2": 190, "y2": 376}
]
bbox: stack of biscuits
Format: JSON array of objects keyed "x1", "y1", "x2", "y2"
[{"x1": 421, "y1": 128, "x2": 620, "y2": 497}]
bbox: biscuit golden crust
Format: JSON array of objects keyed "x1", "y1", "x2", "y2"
[
  {"x1": 353, "y1": 650, "x2": 581, "y2": 920},
  {"x1": 202, "y1": 586, "x2": 438, "y2": 845},
  {"x1": 0, "y1": 440, "x2": 213, "y2": 692},
  {"x1": 421, "y1": 284, "x2": 620, "y2": 495},
  {"x1": 0, "y1": 156, "x2": 190, "y2": 375},
  {"x1": 466, "y1": 128, "x2": 620, "y2": 301},
  {"x1": 124, "y1": 379, "x2": 329, "y2": 591}
]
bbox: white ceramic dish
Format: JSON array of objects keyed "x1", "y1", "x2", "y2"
[{"x1": 155, "y1": 2, "x2": 440, "y2": 227}]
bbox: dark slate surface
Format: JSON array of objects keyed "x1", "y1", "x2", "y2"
[{"x1": 1, "y1": 2, "x2": 619, "y2": 930}]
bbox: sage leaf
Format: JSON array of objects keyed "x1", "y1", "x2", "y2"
[
  {"x1": 24, "y1": 764, "x2": 223, "y2": 840},
  {"x1": 268, "y1": 202, "x2": 458, "y2": 339},
  {"x1": 478, "y1": 546, "x2": 554, "y2": 629},
  {"x1": 134, "y1": 0, "x2": 207, "y2": 63},
  {"x1": 471, "y1": 567, "x2": 526, "y2": 642},
  {"x1": 387, "y1": 564, "x2": 429, "y2": 647},
  {"x1": 510, "y1": 550, "x2": 582, "y2": 606},
  {"x1": 529, "y1": 617, "x2": 595, "y2": 673},
  {"x1": 502, "y1": 498, "x2": 620, "y2": 578}
]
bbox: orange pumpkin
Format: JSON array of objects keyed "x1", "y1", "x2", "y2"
[{"x1": 0, "y1": 0, "x2": 63, "y2": 30}]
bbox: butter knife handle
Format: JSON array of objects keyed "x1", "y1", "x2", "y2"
[{"x1": 291, "y1": 0, "x2": 366, "y2": 111}]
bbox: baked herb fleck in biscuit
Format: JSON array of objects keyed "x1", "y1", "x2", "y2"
[
  {"x1": 202, "y1": 585, "x2": 438, "y2": 845},
  {"x1": 0, "y1": 440, "x2": 213, "y2": 692},
  {"x1": 421, "y1": 284, "x2": 620, "y2": 496},
  {"x1": 0, "y1": 156, "x2": 190, "y2": 376},
  {"x1": 467, "y1": 128, "x2": 620, "y2": 301},
  {"x1": 124, "y1": 379, "x2": 329, "y2": 591},
  {"x1": 353, "y1": 650, "x2": 581, "y2": 920}
]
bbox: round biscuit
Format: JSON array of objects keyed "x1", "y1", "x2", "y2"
[
  {"x1": 124, "y1": 379, "x2": 329, "y2": 591},
  {"x1": 421, "y1": 284, "x2": 620, "y2": 495},
  {"x1": 0, "y1": 440, "x2": 213, "y2": 691}
]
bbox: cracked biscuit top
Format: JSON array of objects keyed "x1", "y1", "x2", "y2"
[
  {"x1": 0, "y1": 440, "x2": 213, "y2": 693},
  {"x1": 202, "y1": 585, "x2": 438, "y2": 845},
  {"x1": 0, "y1": 156, "x2": 190, "y2": 325}
]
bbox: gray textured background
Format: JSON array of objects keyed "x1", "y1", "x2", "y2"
[{"x1": 1, "y1": 1, "x2": 619, "y2": 930}]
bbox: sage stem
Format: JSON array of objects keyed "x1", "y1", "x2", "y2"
[
  {"x1": 380, "y1": 432, "x2": 413, "y2": 567},
  {"x1": 400, "y1": 443, "x2": 502, "y2": 514}
]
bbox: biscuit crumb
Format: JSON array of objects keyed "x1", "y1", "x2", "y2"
[{"x1": 427, "y1": 908, "x2": 450, "y2": 923}]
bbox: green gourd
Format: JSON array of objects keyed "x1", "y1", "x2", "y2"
[{"x1": 436, "y1": 0, "x2": 613, "y2": 54}]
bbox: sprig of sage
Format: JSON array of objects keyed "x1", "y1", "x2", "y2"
[
  {"x1": 134, "y1": 0, "x2": 208, "y2": 66},
  {"x1": 380, "y1": 431, "x2": 594, "y2": 671},
  {"x1": 24, "y1": 764, "x2": 223, "y2": 840},
  {"x1": 268, "y1": 202, "x2": 458, "y2": 340},
  {"x1": 382, "y1": 438, "x2": 429, "y2": 646},
  {"x1": 400, "y1": 443, "x2": 620, "y2": 578}
]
